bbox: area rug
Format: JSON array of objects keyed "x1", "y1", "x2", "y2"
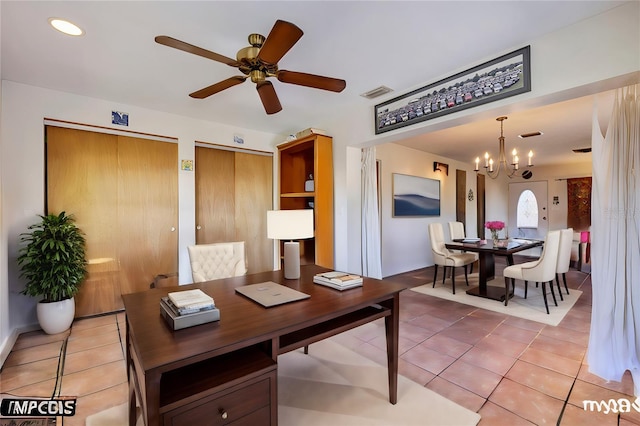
[
  {"x1": 87, "y1": 338, "x2": 480, "y2": 426},
  {"x1": 411, "y1": 273, "x2": 581, "y2": 326}
]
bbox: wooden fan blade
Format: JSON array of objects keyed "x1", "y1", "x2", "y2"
[
  {"x1": 155, "y1": 36, "x2": 240, "y2": 67},
  {"x1": 256, "y1": 20, "x2": 303, "y2": 65},
  {"x1": 256, "y1": 81, "x2": 282, "y2": 115},
  {"x1": 277, "y1": 70, "x2": 346, "y2": 92},
  {"x1": 189, "y1": 76, "x2": 247, "y2": 99}
]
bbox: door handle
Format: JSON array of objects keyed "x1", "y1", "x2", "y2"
[
  {"x1": 196, "y1": 225, "x2": 202, "y2": 230},
  {"x1": 171, "y1": 227, "x2": 176, "y2": 232}
]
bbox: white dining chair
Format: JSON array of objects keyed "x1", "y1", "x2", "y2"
[
  {"x1": 555, "y1": 228, "x2": 574, "y2": 298},
  {"x1": 448, "y1": 221, "x2": 479, "y2": 274},
  {"x1": 428, "y1": 223, "x2": 476, "y2": 294},
  {"x1": 503, "y1": 230, "x2": 561, "y2": 314}
]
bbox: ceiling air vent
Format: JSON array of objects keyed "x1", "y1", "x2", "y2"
[
  {"x1": 360, "y1": 86, "x2": 393, "y2": 99},
  {"x1": 518, "y1": 131, "x2": 543, "y2": 139},
  {"x1": 573, "y1": 147, "x2": 592, "y2": 153}
]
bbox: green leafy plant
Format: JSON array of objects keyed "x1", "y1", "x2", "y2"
[{"x1": 18, "y1": 212, "x2": 87, "y2": 303}]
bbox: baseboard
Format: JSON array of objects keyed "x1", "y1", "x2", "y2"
[{"x1": 0, "y1": 323, "x2": 41, "y2": 369}]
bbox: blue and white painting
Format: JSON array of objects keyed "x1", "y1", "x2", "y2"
[{"x1": 393, "y1": 173, "x2": 440, "y2": 217}]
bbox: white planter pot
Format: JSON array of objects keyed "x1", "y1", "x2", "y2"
[{"x1": 36, "y1": 297, "x2": 75, "y2": 334}]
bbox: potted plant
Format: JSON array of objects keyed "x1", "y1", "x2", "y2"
[{"x1": 17, "y1": 211, "x2": 87, "y2": 334}]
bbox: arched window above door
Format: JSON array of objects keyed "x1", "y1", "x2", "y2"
[{"x1": 517, "y1": 189, "x2": 539, "y2": 228}]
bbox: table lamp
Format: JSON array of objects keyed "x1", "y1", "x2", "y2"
[{"x1": 267, "y1": 209, "x2": 314, "y2": 279}]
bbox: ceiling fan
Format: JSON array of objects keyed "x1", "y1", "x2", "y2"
[{"x1": 155, "y1": 20, "x2": 346, "y2": 115}]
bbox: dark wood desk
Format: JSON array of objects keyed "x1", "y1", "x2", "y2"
[
  {"x1": 446, "y1": 239, "x2": 543, "y2": 302},
  {"x1": 123, "y1": 265, "x2": 407, "y2": 425}
]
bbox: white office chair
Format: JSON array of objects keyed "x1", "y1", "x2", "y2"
[
  {"x1": 503, "y1": 230, "x2": 561, "y2": 314},
  {"x1": 448, "y1": 221, "x2": 479, "y2": 274},
  {"x1": 555, "y1": 228, "x2": 573, "y2": 299},
  {"x1": 188, "y1": 241, "x2": 248, "y2": 283},
  {"x1": 428, "y1": 223, "x2": 475, "y2": 294}
]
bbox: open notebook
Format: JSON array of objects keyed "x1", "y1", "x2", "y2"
[{"x1": 235, "y1": 281, "x2": 310, "y2": 307}]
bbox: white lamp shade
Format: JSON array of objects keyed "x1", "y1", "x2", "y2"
[{"x1": 267, "y1": 209, "x2": 314, "y2": 240}]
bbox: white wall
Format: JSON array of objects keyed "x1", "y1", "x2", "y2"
[
  {"x1": 375, "y1": 144, "x2": 479, "y2": 277},
  {"x1": 0, "y1": 81, "x2": 280, "y2": 343},
  {"x1": 329, "y1": 2, "x2": 639, "y2": 276}
]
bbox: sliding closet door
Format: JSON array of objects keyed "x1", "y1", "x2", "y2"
[
  {"x1": 46, "y1": 126, "x2": 178, "y2": 317},
  {"x1": 235, "y1": 151, "x2": 273, "y2": 273},
  {"x1": 195, "y1": 148, "x2": 235, "y2": 243},
  {"x1": 47, "y1": 127, "x2": 122, "y2": 316},
  {"x1": 195, "y1": 146, "x2": 273, "y2": 274},
  {"x1": 117, "y1": 136, "x2": 178, "y2": 295}
]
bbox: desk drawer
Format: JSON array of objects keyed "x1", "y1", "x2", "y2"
[{"x1": 163, "y1": 373, "x2": 274, "y2": 426}]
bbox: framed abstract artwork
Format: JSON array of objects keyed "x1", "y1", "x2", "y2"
[{"x1": 392, "y1": 173, "x2": 441, "y2": 217}]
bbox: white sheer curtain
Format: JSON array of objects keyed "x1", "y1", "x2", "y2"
[
  {"x1": 588, "y1": 84, "x2": 640, "y2": 396},
  {"x1": 361, "y1": 147, "x2": 382, "y2": 278}
]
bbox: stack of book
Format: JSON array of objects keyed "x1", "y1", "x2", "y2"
[
  {"x1": 160, "y1": 289, "x2": 220, "y2": 330},
  {"x1": 313, "y1": 271, "x2": 363, "y2": 291}
]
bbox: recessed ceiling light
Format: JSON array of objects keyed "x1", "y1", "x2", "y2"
[{"x1": 49, "y1": 18, "x2": 84, "y2": 36}]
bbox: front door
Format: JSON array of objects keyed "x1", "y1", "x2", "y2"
[{"x1": 508, "y1": 181, "x2": 548, "y2": 240}]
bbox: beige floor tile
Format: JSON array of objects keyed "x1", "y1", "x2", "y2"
[
  {"x1": 518, "y1": 346, "x2": 582, "y2": 377},
  {"x1": 11, "y1": 329, "x2": 69, "y2": 351},
  {"x1": 69, "y1": 322, "x2": 119, "y2": 339},
  {"x1": 3, "y1": 341, "x2": 63, "y2": 367},
  {"x1": 440, "y1": 359, "x2": 503, "y2": 398},
  {"x1": 420, "y1": 333, "x2": 473, "y2": 358},
  {"x1": 0, "y1": 358, "x2": 60, "y2": 392},
  {"x1": 459, "y1": 346, "x2": 517, "y2": 376},
  {"x1": 490, "y1": 323, "x2": 540, "y2": 345},
  {"x1": 567, "y1": 379, "x2": 635, "y2": 407},
  {"x1": 577, "y1": 365, "x2": 636, "y2": 396},
  {"x1": 64, "y1": 382, "x2": 129, "y2": 426},
  {"x1": 478, "y1": 401, "x2": 536, "y2": 426},
  {"x1": 489, "y1": 378, "x2": 565, "y2": 425},
  {"x1": 72, "y1": 315, "x2": 118, "y2": 331},
  {"x1": 475, "y1": 333, "x2": 528, "y2": 358},
  {"x1": 401, "y1": 343, "x2": 457, "y2": 375},
  {"x1": 1, "y1": 378, "x2": 57, "y2": 398},
  {"x1": 505, "y1": 360, "x2": 574, "y2": 400},
  {"x1": 560, "y1": 403, "x2": 621, "y2": 425},
  {"x1": 529, "y1": 334, "x2": 587, "y2": 362},
  {"x1": 60, "y1": 360, "x2": 127, "y2": 397},
  {"x1": 65, "y1": 329, "x2": 121, "y2": 354},
  {"x1": 426, "y1": 376, "x2": 486, "y2": 413},
  {"x1": 63, "y1": 342, "x2": 124, "y2": 375}
]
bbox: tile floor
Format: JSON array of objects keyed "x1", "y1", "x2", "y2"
[{"x1": 1, "y1": 259, "x2": 638, "y2": 425}]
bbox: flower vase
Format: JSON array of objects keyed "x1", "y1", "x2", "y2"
[{"x1": 491, "y1": 230, "x2": 500, "y2": 246}]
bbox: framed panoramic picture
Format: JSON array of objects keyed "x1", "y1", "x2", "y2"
[
  {"x1": 392, "y1": 173, "x2": 440, "y2": 217},
  {"x1": 375, "y1": 45, "x2": 531, "y2": 134}
]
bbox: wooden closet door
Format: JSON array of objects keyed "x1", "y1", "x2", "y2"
[
  {"x1": 235, "y1": 152, "x2": 273, "y2": 273},
  {"x1": 117, "y1": 136, "x2": 178, "y2": 295},
  {"x1": 195, "y1": 147, "x2": 273, "y2": 274},
  {"x1": 46, "y1": 127, "x2": 122, "y2": 316},
  {"x1": 195, "y1": 148, "x2": 235, "y2": 243}
]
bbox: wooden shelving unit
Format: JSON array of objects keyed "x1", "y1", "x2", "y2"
[{"x1": 277, "y1": 134, "x2": 334, "y2": 268}]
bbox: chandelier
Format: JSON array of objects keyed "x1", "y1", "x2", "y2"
[{"x1": 474, "y1": 116, "x2": 533, "y2": 179}]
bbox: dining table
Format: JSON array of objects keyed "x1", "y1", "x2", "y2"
[{"x1": 445, "y1": 238, "x2": 543, "y2": 302}]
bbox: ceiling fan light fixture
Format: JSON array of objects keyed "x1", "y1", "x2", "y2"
[
  {"x1": 250, "y1": 70, "x2": 266, "y2": 83},
  {"x1": 48, "y1": 17, "x2": 84, "y2": 36}
]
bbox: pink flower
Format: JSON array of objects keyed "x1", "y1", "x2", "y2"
[{"x1": 485, "y1": 221, "x2": 505, "y2": 231}]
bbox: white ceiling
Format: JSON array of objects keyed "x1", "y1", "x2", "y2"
[{"x1": 1, "y1": 1, "x2": 629, "y2": 166}]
